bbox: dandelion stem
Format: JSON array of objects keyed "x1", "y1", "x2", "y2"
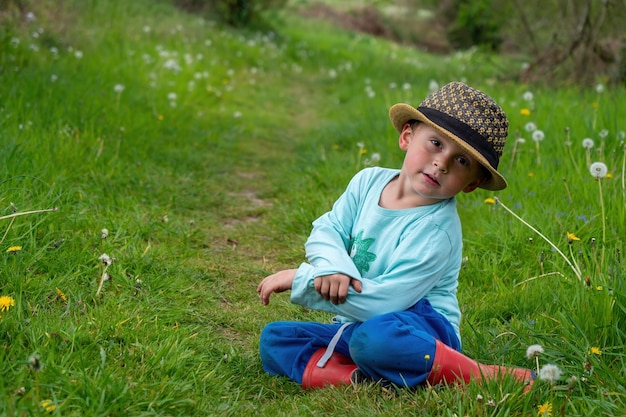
[
  {"x1": 0, "y1": 207, "x2": 58, "y2": 221},
  {"x1": 494, "y1": 197, "x2": 582, "y2": 281},
  {"x1": 621, "y1": 144, "x2": 625, "y2": 199},
  {"x1": 598, "y1": 179, "x2": 606, "y2": 271},
  {"x1": 562, "y1": 178, "x2": 573, "y2": 204},
  {"x1": 96, "y1": 264, "x2": 110, "y2": 296}
]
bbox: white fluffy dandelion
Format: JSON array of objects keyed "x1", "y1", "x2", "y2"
[
  {"x1": 522, "y1": 91, "x2": 534, "y2": 101},
  {"x1": 532, "y1": 130, "x2": 545, "y2": 142},
  {"x1": 538, "y1": 364, "x2": 562, "y2": 384},
  {"x1": 524, "y1": 122, "x2": 537, "y2": 132},
  {"x1": 526, "y1": 344, "x2": 544, "y2": 359},
  {"x1": 589, "y1": 162, "x2": 608, "y2": 178},
  {"x1": 582, "y1": 138, "x2": 594, "y2": 149}
]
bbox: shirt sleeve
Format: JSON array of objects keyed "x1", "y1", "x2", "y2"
[
  {"x1": 291, "y1": 223, "x2": 460, "y2": 322},
  {"x1": 300, "y1": 171, "x2": 369, "y2": 281}
]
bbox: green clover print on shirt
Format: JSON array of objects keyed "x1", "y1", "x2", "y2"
[{"x1": 349, "y1": 230, "x2": 377, "y2": 275}]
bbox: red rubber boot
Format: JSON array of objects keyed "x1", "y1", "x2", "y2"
[
  {"x1": 302, "y1": 348, "x2": 358, "y2": 389},
  {"x1": 427, "y1": 339, "x2": 534, "y2": 391}
]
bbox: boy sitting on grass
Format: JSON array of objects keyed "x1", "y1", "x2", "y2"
[{"x1": 257, "y1": 82, "x2": 534, "y2": 390}]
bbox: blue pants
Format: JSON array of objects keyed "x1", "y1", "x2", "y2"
[{"x1": 259, "y1": 299, "x2": 460, "y2": 387}]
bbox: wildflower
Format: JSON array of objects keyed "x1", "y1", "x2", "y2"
[
  {"x1": 567, "y1": 232, "x2": 580, "y2": 243},
  {"x1": 101, "y1": 228, "x2": 109, "y2": 239},
  {"x1": 516, "y1": 137, "x2": 526, "y2": 144},
  {"x1": 99, "y1": 253, "x2": 113, "y2": 266},
  {"x1": 6, "y1": 246, "x2": 22, "y2": 253},
  {"x1": 582, "y1": 138, "x2": 594, "y2": 149},
  {"x1": 605, "y1": 172, "x2": 613, "y2": 179},
  {"x1": 29, "y1": 354, "x2": 43, "y2": 372},
  {"x1": 524, "y1": 122, "x2": 537, "y2": 132},
  {"x1": 520, "y1": 108, "x2": 531, "y2": 116},
  {"x1": 596, "y1": 285, "x2": 603, "y2": 291},
  {"x1": 589, "y1": 162, "x2": 608, "y2": 178},
  {"x1": 523, "y1": 91, "x2": 534, "y2": 101},
  {"x1": 598, "y1": 129, "x2": 609, "y2": 139},
  {"x1": 428, "y1": 80, "x2": 438, "y2": 91},
  {"x1": 588, "y1": 347, "x2": 602, "y2": 355},
  {"x1": 537, "y1": 402, "x2": 552, "y2": 416},
  {"x1": 483, "y1": 198, "x2": 496, "y2": 205},
  {"x1": 55, "y1": 288, "x2": 67, "y2": 302},
  {"x1": 0, "y1": 295, "x2": 15, "y2": 312},
  {"x1": 591, "y1": 102, "x2": 599, "y2": 109},
  {"x1": 114, "y1": 84, "x2": 125, "y2": 93},
  {"x1": 532, "y1": 130, "x2": 545, "y2": 142},
  {"x1": 595, "y1": 84, "x2": 604, "y2": 93},
  {"x1": 74, "y1": 50, "x2": 83, "y2": 59},
  {"x1": 40, "y1": 400, "x2": 56, "y2": 413},
  {"x1": 538, "y1": 364, "x2": 562, "y2": 384},
  {"x1": 526, "y1": 344, "x2": 544, "y2": 359}
]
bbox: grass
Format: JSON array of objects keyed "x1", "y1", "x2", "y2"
[{"x1": 1, "y1": 0, "x2": 625, "y2": 415}]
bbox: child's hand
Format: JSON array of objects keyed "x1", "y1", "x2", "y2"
[
  {"x1": 314, "y1": 273, "x2": 362, "y2": 305},
  {"x1": 257, "y1": 269, "x2": 297, "y2": 305}
]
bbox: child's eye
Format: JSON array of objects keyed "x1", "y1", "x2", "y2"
[
  {"x1": 430, "y1": 139, "x2": 441, "y2": 147},
  {"x1": 457, "y1": 156, "x2": 470, "y2": 166}
]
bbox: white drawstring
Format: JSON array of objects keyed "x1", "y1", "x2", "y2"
[{"x1": 316, "y1": 322, "x2": 353, "y2": 367}]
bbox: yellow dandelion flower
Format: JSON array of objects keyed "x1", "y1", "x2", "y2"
[
  {"x1": 424, "y1": 354, "x2": 431, "y2": 361},
  {"x1": 6, "y1": 246, "x2": 22, "y2": 253},
  {"x1": 591, "y1": 102, "x2": 599, "y2": 109},
  {"x1": 484, "y1": 197, "x2": 496, "y2": 205},
  {"x1": 567, "y1": 232, "x2": 580, "y2": 242},
  {"x1": 40, "y1": 400, "x2": 56, "y2": 413},
  {"x1": 537, "y1": 401, "x2": 552, "y2": 416},
  {"x1": 0, "y1": 295, "x2": 15, "y2": 312},
  {"x1": 359, "y1": 148, "x2": 367, "y2": 155},
  {"x1": 605, "y1": 172, "x2": 613, "y2": 179},
  {"x1": 157, "y1": 114, "x2": 164, "y2": 121},
  {"x1": 55, "y1": 288, "x2": 67, "y2": 302},
  {"x1": 588, "y1": 346, "x2": 602, "y2": 355},
  {"x1": 520, "y1": 108, "x2": 531, "y2": 116},
  {"x1": 528, "y1": 172, "x2": 534, "y2": 177},
  {"x1": 596, "y1": 285, "x2": 603, "y2": 291}
]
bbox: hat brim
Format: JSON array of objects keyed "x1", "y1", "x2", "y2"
[{"x1": 389, "y1": 103, "x2": 507, "y2": 191}]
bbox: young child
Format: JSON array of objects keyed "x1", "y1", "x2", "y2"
[{"x1": 257, "y1": 82, "x2": 534, "y2": 390}]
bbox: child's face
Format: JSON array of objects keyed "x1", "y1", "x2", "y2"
[{"x1": 399, "y1": 123, "x2": 485, "y2": 202}]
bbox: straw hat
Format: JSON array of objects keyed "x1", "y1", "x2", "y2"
[{"x1": 389, "y1": 82, "x2": 508, "y2": 191}]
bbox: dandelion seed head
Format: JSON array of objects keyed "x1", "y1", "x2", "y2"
[
  {"x1": 582, "y1": 138, "x2": 594, "y2": 149},
  {"x1": 538, "y1": 364, "x2": 562, "y2": 384},
  {"x1": 29, "y1": 354, "x2": 43, "y2": 372},
  {"x1": 598, "y1": 129, "x2": 608, "y2": 139},
  {"x1": 595, "y1": 83, "x2": 604, "y2": 93},
  {"x1": 524, "y1": 122, "x2": 537, "y2": 132},
  {"x1": 114, "y1": 84, "x2": 125, "y2": 93},
  {"x1": 589, "y1": 162, "x2": 608, "y2": 178},
  {"x1": 532, "y1": 130, "x2": 545, "y2": 142},
  {"x1": 522, "y1": 91, "x2": 534, "y2": 101},
  {"x1": 526, "y1": 344, "x2": 544, "y2": 359}
]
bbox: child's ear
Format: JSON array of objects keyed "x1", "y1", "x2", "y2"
[
  {"x1": 462, "y1": 178, "x2": 485, "y2": 193},
  {"x1": 398, "y1": 123, "x2": 413, "y2": 151}
]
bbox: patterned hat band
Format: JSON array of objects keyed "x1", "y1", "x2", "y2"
[{"x1": 417, "y1": 106, "x2": 499, "y2": 169}]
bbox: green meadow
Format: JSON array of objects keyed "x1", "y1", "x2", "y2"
[{"x1": 1, "y1": 1, "x2": 624, "y2": 415}]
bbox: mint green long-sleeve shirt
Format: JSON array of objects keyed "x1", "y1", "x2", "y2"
[{"x1": 290, "y1": 167, "x2": 463, "y2": 341}]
